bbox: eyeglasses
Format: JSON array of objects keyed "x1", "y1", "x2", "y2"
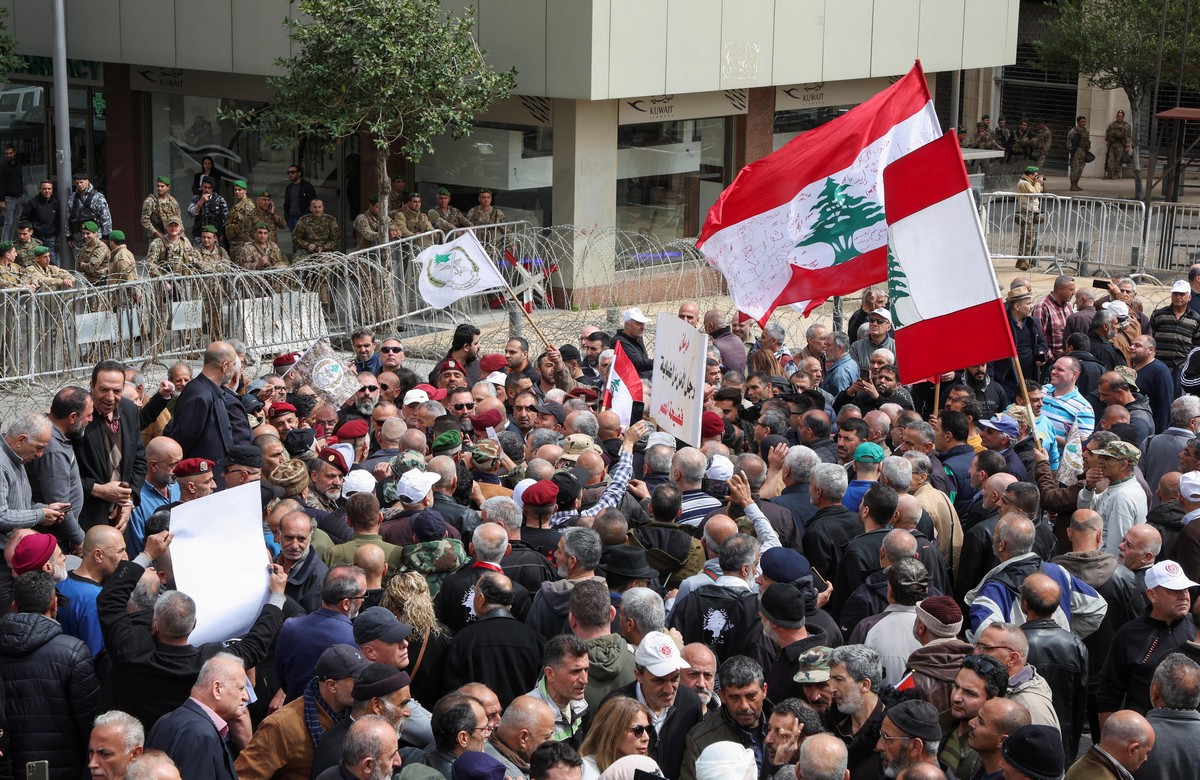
[
  {"x1": 629, "y1": 725, "x2": 651, "y2": 737},
  {"x1": 379, "y1": 383, "x2": 391, "y2": 391},
  {"x1": 287, "y1": 169, "x2": 299, "y2": 175},
  {"x1": 359, "y1": 385, "x2": 379, "y2": 393},
  {"x1": 964, "y1": 653, "x2": 1007, "y2": 673},
  {"x1": 453, "y1": 402, "x2": 476, "y2": 411},
  {"x1": 472, "y1": 724, "x2": 497, "y2": 734},
  {"x1": 878, "y1": 731, "x2": 911, "y2": 742},
  {"x1": 224, "y1": 468, "x2": 260, "y2": 477},
  {"x1": 380, "y1": 346, "x2": 404, "y2": 353},
  {"x1": 347, "y1": 593, "x2": 368, "y2": 602}
]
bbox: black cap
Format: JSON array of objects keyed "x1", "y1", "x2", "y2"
[
  {"x1": 411, "y1": 509, "x2": 447, "y2": 542},
  {"x1": 885, "y1": 700, "x2": 941, "y2": 742},
  {"x1": 284, "y1": 428, "x2": 316, "y2": 456},
  {"x1": 601, "y1": 546, "x2": 656, "y2": 580},
  {"x1": 759, "y1": 583, "x2": 806, "y2": 629},
  {"x1": 218, "y1": 444, "x2": 263, "y2": 468},
  {"x1": 352, "y1": 663, "x2": 411, "y2": 699},
  {"x1": 558, "y1": 344, "x2": 582, "y2": 363},
  {"x1": 1000, "y1": 725, "x2": 1065, "y2": 780},
  {"x1": 533, "y1": 401, "x2": 567, "y2": 425}
]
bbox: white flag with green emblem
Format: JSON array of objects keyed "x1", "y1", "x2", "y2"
[{"x1": 414, "y1": 232, "x2": 508, "y2": 309}]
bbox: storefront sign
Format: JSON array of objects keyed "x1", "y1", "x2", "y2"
[
  {"x1": 619, "y1": 90, "x2": 748, "y2": 125},
  {"x1": 776, "y1": 76, "x2": 927, "y2": 111},
  {"x1": 131, "y1": 65, "x2": 270, "y2": 101},
  {"x1": 9, "y1": 56, "x2": 102, "y2": 86}
]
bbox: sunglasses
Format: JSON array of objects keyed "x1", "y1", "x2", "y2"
[
  {"x1": 453, "y1": 402, "x2": 476, "y2": 411},
  {"x1": 381, "y1": 346, "x2": 404, "y2": 354},
  {"x1": 629, "y1": 725, "x2": 651, "y2": 737},
  {"x1": 963, "y1": 653, "x2": 1006, "y2": 674},
  {"x1": 287, "y1": 169, "x2": 299, "y2": 175},
  {"x1": 359, "y1": 385, "x2": 379, "y2": 393},
  {"x1": 372, "y1": 418, "x2": 388, "y2": 425},
  {"x1": 379, "y1": 383, "x2": 391, "y2": 391}
]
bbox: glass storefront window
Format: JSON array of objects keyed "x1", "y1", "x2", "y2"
[
  {"x1": 616, "y1": 117, "x2": 727, "y2": 246},
  {"x1": 0, "y1": 82, "x2": 106, "y2": 196},
  {"x1": 773, "y1": 105, "x2": 854, "y2": 151}
]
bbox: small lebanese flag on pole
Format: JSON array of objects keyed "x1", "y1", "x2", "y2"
[
  {"x1": 697, "y1": 61, "x2": 941, "y2": 323},
  {"x1": 602, "y1": 341, "x2": 643, "y2": 430},
  {"x1": 883, "y1": 131, "x2": 1017, "y2": 385}
]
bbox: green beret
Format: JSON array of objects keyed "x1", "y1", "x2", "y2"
[
  {"x1": 430, "y1": 429, "x2": 462, "y2": 454},
  {"x1": 232, "y1": 179, "x2": 248, "y2": 190},
  {"x1": 1024, "y1": 166, "x2": 1039, "y2": 174},
  {"x1": 369, "y1": 195, "x2": 380, "y2": 204},
  {"x1": 479, "y1": 188, "x2": 492, "y2": 195},
  {"x1": 156, "y1": 175, "x2": 171, "y2": 186},
  {"x1": 256, "y1": 189, "x2": 270, "y2": 197},
  {"x1": 253, "y1": 221, "x2": 269, "y2": 230},
  {"x1": 201, "y1": 225, "x2": 219, "y2": 235},
  {"x1": 82, "y1": 221, "x2": 99, "y2": 232},
  {"x1": 33, "y1": 246, "x2": 49, "y2": 256},
  {"x1": 0, "y1": 242, "x2": 14, "y2": 253},
  {"x1": 437, "y1": 187, "x2": 450, "y2": 196},
  {"x1": 107, "y1": 230, "x2": 126, "y2": 242}
]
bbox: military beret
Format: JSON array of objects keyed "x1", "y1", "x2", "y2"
[
  {"x1": 267, "y1": 402, "x2": 297, "y2": 418},
  {"x1": 72, "y1": 172, "x2": 89, "y2": 181},
  {"x1": 436, "y1": 358, "x2": 465, "y2": 376},
  {"x1": 391, "y1": 174, "x2": 405, "y2": 183},
  {"x1": 256, "y1": 190, "x2": 270, "y2": 198},
  {"x1": 0, "y1": 242, "x2": 13, "y2": 253},
  {"x1": 335, "y1": 418, "x2": 370, "y2": 440},
  {"x1": 156, "y1": 175, "x2": 171, "y2": 186},
  {"x1": 232, "y1": 179, "x2": 248, "y2": 190},
  {"x1": 436, "y1": 187, "x2": 451, "y2": 196},
  {"x1": 107, "y1": 230, "x2": 126, "y2": 242},
  {"x1": 11, "y1": 533, "x2": 58, "y2": 576},
  {"x1": 174, "y1": 458, "x2": 215, "y2": 477},
  {"x1": 478, "y1": 354, "x2": 508, "y2": 373},
  {"x1": 479, "y1": 187, "x2": 492, "y2": 195},
  {"x1": 253, "y1": 221, "x2": 269, "y2": 230},
  {"x1": 701, "y1": 411, "x2": 725, "y2": 439},
  {"x1": 273, "y1": 352, "x2": 301, "y2": 367},
  {"x1": 369, "y1": 195, "x2": 380, "y2": 204},
  {"x1": 201, "y1": 225, "x2": 219, "y2": 235},
  {"x1": 284, "y1": 428, "x2": 317, "y2": 456},
  {"x1": 316, "y1": 447, "x2": 349, "y2": 475},
  {"x1": 81, "y1": 221, "x2": 99, "y2": 232},
  {"x1": 566, "y1": 386, "x2": 598, "y2": 402},
  {"x1": 521, "y1": 480, "x2": 559, "y2": 508},
  {"x1": 430, "y1": 429, "x2": 462, "y2": 455},
  {"x1": 469, "y1": 408, "x2": 505, "y2": 433}
]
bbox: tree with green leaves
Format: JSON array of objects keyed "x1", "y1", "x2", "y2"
[
  {"x1": 226, "y1": 0, "x2": 515, "y2": 239},
  {"x1": 0, "y1": 9, "x2": 20, "y2": 88},
  {"x1": 1034, "y1": 0, "x2": 1200, "y2": 201},
  {"x1": 795, "y1": 178, "x2": 885, "y2": 265}
]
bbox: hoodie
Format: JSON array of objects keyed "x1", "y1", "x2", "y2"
[
  {"x1": 526, "y1": 575, "x2": 605, "y2": 639},
  {"x1": 905, "y1": 639, "x2": 975, "y2": 714},
  {"x1": 583, "y1": 633, "x2": 635, "y2": 710}
]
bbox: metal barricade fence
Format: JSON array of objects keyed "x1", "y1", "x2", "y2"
[
  {"x1": 982, "y1": 191, "x2": 1072, "y2": 270},
  {"x1": 1061, "y1": 195, "x2": 1146, "y2": 276},
  {"x1": 1145, "y1": 202, "x2": 1200, "y2": 274}
]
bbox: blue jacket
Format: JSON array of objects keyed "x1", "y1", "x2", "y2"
[
  {"x1": 275, "y1": 608, "x2": 355, "y2": 701},
  {"x1": 940, "y1": 443, "x2": 978, "y2": 514},
  {"x1": 147, "y1": 698, "x2": 237, "y2": 780},
  {"x1": 965, "y1": 553, "x2": 1107, "y2": 642}
]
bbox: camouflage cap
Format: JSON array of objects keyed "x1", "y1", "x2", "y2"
[
  {"x1": 471, "y1": 438, "x2": 503, "y2": 466},
  {"x1": 793, "y1": 646, "x2": 833, "y2": 684},
  {"x1": 1099, "y1": 440, "x2": 1140, "y2": 464},
  {"x1": 389, "y1": 449, "x2": 427, "y2": 477},
  {"x1": 1113, "y1": 364, "x2": 1141, "y2": 392},
  {"x1": 1004, "y1": 404, "x2": 1031, "y2": 428}
]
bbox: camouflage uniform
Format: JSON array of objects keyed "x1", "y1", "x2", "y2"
[
  {"x1": 304, "y1": 490, "x2": 339, "y2": 513},
  {"x1": 1067, "y1": 124, "x2": 1092, "y2": 189},
  {"x1": 465, "y1": 205, "x2": 508, "y2": 226},
  {"x1": 107, "y1": 245, "x2": 139, "y2": 284},
  {"x1": 140, "y1": 194, "x2": 182, "y2": 239},
  {"x1": 353, "y1": 209, "x2": 410, "y2": 249},
  {"x1": 396, "y1": 205, "x2": 433, "y2": 237},
  {"x1": 1032, "y1": 126, "x2": 1053, "y2": 169},
  {"x1": 428, "y1": 205, "x2": 472, "y2": 232},
  {"x1": 291, "y1": 214, "x2": 341, "y2": 259},
  {"x1": 75, "y1": 240, "x2": 113, "y2": 285},
  {"x1": 0, "y1": 262, "x2": 30, "y2": 289},
  {"x1": 196, "y1": 244, "x2": 232, "y2": 273},
  {"x1": 253, "y1": 208, "x2": 288, "y2": 245},
  {"x1": 1104, "y1": 118, "x2": 1132, "y2": 179},
  {"x1": 235, "y1": 240, "x2": 288, "y2": 270},
  {"x1": 25, "y1": 261, "x2": 74, "y2": 291},
  {"x1": 14, "y1": 237, "x2": 43, "y2": 268},
  {"x1": 146, "y1": 236, "x2": 202, "y2": 277},
  {"x1": 398, "y1": 538, "x2": 468, "y2": 598},
  {"x1": 225, "y1": 196, "x2": 258, "y2": 250}
]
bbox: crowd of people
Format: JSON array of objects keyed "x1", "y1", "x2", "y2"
[{"x1": 8, "y1": 269, "x2": 1200, "y2": 780}]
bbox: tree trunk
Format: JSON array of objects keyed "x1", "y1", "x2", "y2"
[
  {"x1": 376, "y1": 144, "x2": 390, "y2": 246},
  {"x1": 1129, "y1": 90, "x2": 1144, "y2": 201}
]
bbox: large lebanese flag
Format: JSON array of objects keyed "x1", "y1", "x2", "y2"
[
  {"x1": 697, "y1": 62, "x2": 940, "y2": 323},
  {"x1": 884, "y1": 131, "x2": 1016, "y2": 385},
  {"x1": 602, "y1": 341, "x2": 643, "y2": 429}
]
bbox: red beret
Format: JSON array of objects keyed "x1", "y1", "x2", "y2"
[
  {"x1": 174, "y1": 458, "x2": 215, "y2": 477},
  {"x1": 521, "y1": 480, "x2": 559, "y2": 508},
  {"x1": 567, "y1": 387, "x2": 599, "y2": 402},
  {"x1": 436, "y1": 358, "x2": 465, "y2": 376},
  {"x1": 268, "y1": 402, "x2": 297, "y2": 418},
  {"x1": 335, "y1": 418, "x2": 370, "y2": 440},
  {"x1": 414, "y1": 383, "x2": 447, "y2": 401},
  {"x1": 479, "y1": 354, "x2": 508, "y2": 373},
  {"x1": 701, "y1": 411, "x2": 725, "y2": 439},
  {"x1": 470, "y1": 408, "x2": 505, "y2": 432},
  {"x1": 273, "y1": 352, "x2": 301, "y2": 367},
  {"x1": 12, "y1": 533, "x2": 58, "y2": 576},
  {"x1": 316, "y1": 447, "x2": 349, "y2": 475}
]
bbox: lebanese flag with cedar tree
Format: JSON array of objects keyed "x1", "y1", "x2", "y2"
[
  {"x1": 602, "y1": 341, "x2": 643, "y2": 429},
  {"x1": 883, "y1": 131, "x2": 1016, "y2": 385},
  {"x1": 697, "y1": 61, "x2": 941, "y2": 323}
]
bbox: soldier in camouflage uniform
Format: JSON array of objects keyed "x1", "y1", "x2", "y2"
[
  {"x1": 1031, "y1": 119, "x2": 1053, "y2": 169},
  {"x1": 992, "y1": 117, "x2": 1014, "y2": 160},
  {"x1": 252, "y1": 190, "x2": 288, "y2": 245},
  {"x1": 0, "y1": 241, "x2": 33, "y2": 290},
  {"x1": 103, "y1": 230, "x2": 139, "y2": 286},
  {"x1": 145, "y1": 216, "x2": 202, "y2": 277},
  {"x1": 291, "y1": 198, "x2": 340, "y2": 260},
  {"x1": 354, "y1": 197, "x2": 411, "y2": 249},
  {"x1": 427, "y1": 187, "x2": 472, "y2": 232},
  {"x1": 466, "y1": 188, "x2": 507, "y2": 227},
  {"x1": 196, "y1": 225, "x2": 232, "y2": 272},
  {"x1": 236, "y1": 222, "x2": 288, "y2": 270},
  {"x1": 225, "y1": 179, "x2": 257, "y2": 252},
  {"x1": 140, "y1": 176, "x2": 182, "y2": 242},
  {"x1": 1067, "y1": 115, "x2": 1091, "y2": 192},
  {"x1": 74, "y1": 221, "x2": 113, "y2": 285},
  {"x1": 396, "y1": 193, "x2": 434, "y2": 243},
  {"x1": 13, "y1": 222, "x2": 43, "y2": 268},
  {"x1": 24, "y1": 245, "x2": 75, "y2": 290},
  {"x1": 1104, "y1": 111, "x2": 1132, "y2": 179}
]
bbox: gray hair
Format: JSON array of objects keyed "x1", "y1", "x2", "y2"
[
  {"x1": 343, "y1": 714, "x2": 395, "y2": 767},
  {"x1": 764, "y1": 322, "x2": 787, "y2": 342},
  {"x1": 526, "y1": 458, "x2": 555, "y2": 481},
  {"x1": 903, "y1": 451, "x2": 932, "y2": 478},
  {"x1": 784, "y1": 445, "x2": 819, "y2": 483},
  {"x1": 194, "y1": 651, "x2": 244, "y2": 690},
  {"x1": 880, "y1": 456, "x2": 912, "y2": 492},
  {"x1": 811, "y1": 463, "x2": 848, "y2": 501},
  {"x1": 904, "y1": 420, "x2": 936, "y2": 445},
  {"x1": 719, "y1": 533, "x2": 760, "y2": 574},
  {"x1": 471, "y1": 381, "x2": 497, "y2": 399},
  {"x1": 561, "y1": 527, "x2": 602, "y2": 571},
  {"x1": 1170, "y1": 395, "x2": 1200, "y2": 428},
  {"x1": 153, "y1": 590, "x2": 197, "y2": 641},
  {"x1": 997, "y1": 514, "x2": 1036, "y2": 556},
  {"x1": 482, "y1": 496, "x2": 521, "y2": 532},
  {"x1": 644, "y1": 444, "x2": 674, "y2": 475},
  {"x1": 805, "y1": 323, "x2": 828, "y2": 340},
  {"x1": 829, "y1": 331, "x2": 850, "y2": 354},
  {"x1": 93, "y1": 710, "x2": 145, "y2": 751},
  {"x1": 798, "y1": 734, "x2": 849, "y2": 780},
  {"x1": 619, "y1": 587, "x2": 665, "y2": 634},
  {"x1": 568, "y1": 411, "x2": 599, "y2": 438},
  {"x1": 871, "y1": 348, "x2": 895, "y2": 364},
  {"x1": 672, "y1": 447, "x2": 708, "y2": 485},
  {"x1": 983, "y1": 622, "x2": 1029, "y2": 663},
  {"x1": 418, "y1": 400, "x2": 447, "y2": 418},
  {"x1": 881, "y1": 529, "x2": 918, "y2": 562},
  {"x1": 471, "y1": 525, "x2": 508, "y2": 563},
  {"x1": 527, "y1": 428, "x2": 561, "y2": 450},
  {"x1": 125, "y1": 752, "x2": 178, "y2": 780},
  {"x1": 1153, "y1": 653, "x2": 1200, "y2": 709},
  {"x1": 7, "y1": 412, "x2": 51, "y2": 440},
  {"x1": 599, "y1": 349, "x2": 614, "y2": 363},
  {"x1": 718, "y1": 655, "x2": 765, "y2": 689},
  {"x1": 829, "y1": 645, "x2": 883, "y2": 692}
]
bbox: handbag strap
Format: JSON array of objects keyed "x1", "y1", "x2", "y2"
[{"x1": 409, "y1": 630, "x2": 430, "y2": 680}]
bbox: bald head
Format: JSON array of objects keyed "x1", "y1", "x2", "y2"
[
  {"x1": 1158, "y1": 472, "x2": 1182, "y2": 502},
  {"x1": 597, "y1": 411, "x2": 621, "y2": 439},
  {"x1": 881, "y1": 528, "x2": 918, "y2": 566},
  {"x1": 379, "y1": 417, "x2": 405, "y2": 446},
  {"x1": 82, "y1": 524, "x2": 123, "y2": 555},
  {"x1": 146, "y1": 436, "x2": 183, "y2": 463},
  {"x1": 204, "y1": 341, "x2": 236, "y2": 366},
  {"x1": 703, "y1": 515, "x2": 738, "y2": 553},
  {"x1": 1019, "y1": 572, "x2": 1062, "y2": 619},
  {"x1": 894, "y1": 494, "x2": 922, "y2": 529},
  {"x1": 1068, "y1": 508, "x2": 1103, "y2": 552},
  {"x1": 353, "y1": 543, "x2": 387, "y2": 583},
  {"x1": 798, "y1": 734, "x2": 849, "y2": 780},
  {"x1": 1098, "y1": 710, "x2": 1154, "y2": 772},
  {"x1": 703, "y1": 309, "x2": 728, "y2": 331},
  {"x1": 983, "y1": 473, "x2": 1017, "y2": 507},
  {"x1": 575, "y1": 451, "x2": 605, "y2": 483}
]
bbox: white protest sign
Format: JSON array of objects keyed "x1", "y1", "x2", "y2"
[
  {"x1": 650, "y1": 313, "x2": 708, "y2": 447},
  {"x1": 169, "y1": 482, "x2": 270, "y2": 645}
]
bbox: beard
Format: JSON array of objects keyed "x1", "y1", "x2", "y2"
[
  {"x1": 66, "y1": 421, "x2": 88, "y2": 442},
  {"x1": 52, "y1": 561, "x2": 67, "y2": 582},
  {"x1": 356, "y1": 398, "x2": 374, "y2": 416},
  {"x1": 835, "y1": 687, "x2": 863, "y2": 716}
]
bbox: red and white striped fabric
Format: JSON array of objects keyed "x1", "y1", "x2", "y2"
[
  {"x1": 602, "y1": 341, "x2": 643, "y2": 429},
  {"x1": 697, "y1": 61, "x2": 941, "y2": 322},
  {"x1": 883, "y1": 131, "x2": 1016, "y2": 385}
]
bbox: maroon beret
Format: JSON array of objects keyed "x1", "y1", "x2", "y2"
[
  {"x1": 316, "y1": 447, "x2": 349, "y2": 475},
  {"x1": 335, "y1": 418, "x2": 370, "y2": 440},
  {"x1": 521, "y1": 480, "x2": 560, "y2": 508},
  {"x1": 273, "y1": 352, "x2": 301, "y2": 367},
  {"x1": 479, "y1": 354, "x2": 508, "y2": 373},
  {"x1": 268, "y1": 402, "x2": 297, "y2": 418},
  {"x1": 174, "y1": 457, "x2": 215, "y2": 477},
  {"x1": 701, "y1": 411, "x2": 725, "y2": 439},
  {"x1": 470, "y1": 408, "x2": 505, "y2": 432}
]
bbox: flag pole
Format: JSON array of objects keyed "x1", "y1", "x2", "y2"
[
  {"x1": 932, "y1": 379, "x2": 941, "y2": 415},
  {"x1": 1010, "y1": 357, "x2": 1044, "y2": 451},
  {"x1": 493, "y1": 271, "x2": 553, "y2": 351}
]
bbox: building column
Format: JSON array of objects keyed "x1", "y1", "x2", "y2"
[
  {"x1": 551, "y1": 98, "x2": 617, "y2": 295},
  {"x1": 733, "y1": 87, "x2": 775, "y2": 170},
  {"x1": 961, "y1": 67, "x2": 999, "y2": 131},
  {"x1": 104, "y1": 63, "x2": 141, "y2": 244}
]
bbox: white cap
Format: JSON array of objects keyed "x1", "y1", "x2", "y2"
[
  {"x1": 647, "y1": 432, "x2": 677, "y2": 450},
  {"x1": 1182, "y1": 471, "x2": 1200, "y2": 502},
  {"x1": 1145, "y1": 560, "x2": 1200, "y2": 591},
  {"x1": 403, "y1": 389, "x2": 429, "y2": 405},
  {"x1": 342, "y1": 469, "x2": 378, "y2": 498},
  {"x1": 635, "y1": 631, "x2": 690, "y2": 676},
  {"x1": 1173, "y1": 280, "x2": 1192, "y2": 295},
  {"x1": 511, "y1": 478, "x2": 536, "y2": 511},
  {"x1": 394, "y1": 470, "x2": 439, "y2": 504},
  {"x1": 705, "y1": 454, "x2": 734, "y2": 481},
  {"x1": 869, "y1": 308, "x2": 892, "y2": 323},
  {"x1": 485, "y1": 371, "x2": 508, "y2": 387},
  {"x1": 624, "y1": 307, "x2": 650, "y2": 324},
  {"x1": 1103, "y1": 300, "x2": 1130, "y2": 320},
  {"x1": 330, "y1": 442, "x2": 355, "y2": 468}
]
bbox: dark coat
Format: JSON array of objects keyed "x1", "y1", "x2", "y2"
[
  {"x1": 1022, "y1": 618, "x2": 1089, "y2": 759},
  {"x1": 99, "y1": 559, "x2": 283, "y2": 729},
  {"x1": 769, "y1": 483, "x2": 816, "y2": 541},
  {"x1": 432, "y1": 492, "x2": 481, "y2": 536},
  {"x1": 444, "y1": 609, "x2": 544, "y2": 707},
  {"x1": 605, "y1": 681, "x2": 704, "y2": 780},
  {"x1": 831, "y1": 527, "x2": 890, "y2": 616},
  {"x1": 668, "y1": 582, "x2": 762, "y2": 664},
  {"x1": 709, "y1": 326, "x2": 747, "y2": 374},
  {"x1": 0, "y1": 612, "x2": 99, "y2": 780},
  {"x1": 281, "y1": 547, "x2": 328, "y2": 614},
  {"x1": 434, "y1": 562, "x2": 532, "y2": 633},
  {"x1": 147, "y1": 698, "x2": 238, "y2": 780},
  {"x1": 802, "y1": 503, "x2": 862, "y2": 577},
  {"x1": 164, "y1": 373, "x2": 234, "y2": 464},
  {"x1": 74, "y1": 397, "x2": 147, "y2": 529},
  {"x1": 1068, "y1": 349, "x2": 1105, "y2": 398},
  {"x1": 275, "y1": 608, "x2": 356, "y2": 701},
  {"x1": 612, "y1": 331, "x2": 654, "y2": 376},
  {"x1": 501, "y1": 541, "x2": 558, "y2": 593}
]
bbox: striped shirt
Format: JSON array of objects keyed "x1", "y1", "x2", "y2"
[
  {"x1": 1040, "y1": 384, "x2": 1095, "y2": 439},
  {"x1": 679, "y1": 489, "x2": 723, "y2": 527},
  {"x1": 1149, "y1": 305, "x2": 1200, "y2": 369}
]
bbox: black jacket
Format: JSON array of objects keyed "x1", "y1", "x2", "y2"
[
  {"x1": 432, "y1": 491, "x2": 481, "y2": 536},
  {"x1": 1021, "y1": 618, "x2": 1089, "y2": 758},
  {"x1": 98, "y1": 559, "x2": 284, "y2": 730},
  {"x1": 434, "y1": 562, "x2": 532, "y2": 633},
  {"x1": 668, "y1": 581, "x2": 762, "y2": 664},
  {"x1": 0, "y1": 160, "x2": 22, "y2": 199},
  {"x1": 1097, "y1": 613, "x2": 1195, "y2": 714},
  {"x1": 612, "y1": 331, "x2": 653, "y2": 376},
  {"x1": 604, "y1": 681, "x2": 703, "y2": 780},
  {"x1": 1068, "y1": 349, "x2": 1105, "y2": 397},
  {"x1": 763, "y1": 628, "x2": 831, "y2": 704},
  {"x1": 831, "y1": 527, "x2": 890, "y2": 616},
  {"x1": 284, "y1": 179, "x2": 317, "y2": 218},
  {"x1": 955, "y1": 511, "x2": 1000, "y2": 603},
  {"x1": 802, "y1": 503, "x2": 862, "y2": 578},
  {"x1": 164, "y1": 374, "x2": 234, "y2": 465},
  {"x1": 769, "y1": 483, "x2": 816, "y2": 540},
  {"x1": 282, "y1": 546, "x2": 328, "y2": 613},
  {"x1": 1146, "y1": 501, "x2": 1186, "y2": 560},
  {"x1": 74, "y1": 397, "x2": 147, "y2": 529},
  {"x1": 0, "y1": 612, "x2": 99, "y2": 780},
  {"x1": 443, "y1": 609, "x2": 544, "y2": 707},
  {"x1": 20, "y1": 194, "x2": 57, "y2": 240}
]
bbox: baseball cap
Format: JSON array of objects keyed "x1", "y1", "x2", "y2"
[
  {"x1": 533, "y1": 401, "x2": 567, "y2": 425},
  {"x1": 977, "y1": 414, "x2": 1020, "y2": 439},
  {"x1": 316, "y1": 645, "x2": 369, "y2": 680},
  {"x1": 623, "y1": 307, "x2": 650, "y2": 324},
  {"x1": 647, "y1": 432, "x2": 677, "y2": 450},
  {"x1": 342, "y1": 469, "x2": 378, "y2": 498},
  {"x1": 484, "y1": 371, "x2": 508, "y2": 387},
  {"x1": 217, "y1": 444, "x2": 262, "y2": 469},
  {"x1": 471, "y1": 438, "x2": 503, "y2": 466},
  {"x1": 1173, "y1": 280, "x2": 1192, "y2": 295},
  {"x1": 353, "y1": 606, "x2": 414, "y2": 645},
  {"x1": 634, "y1": 631, "x2": 690, "y2": 677},
  {"x1": 414, "y1": 383, "x2": 447, "y2": 402},
  {"x1": 853, "y1": 442, "x2": 885, "y2": 463},
  {"x1": 394, "y1": 470, "x2": 439, "y2": 504},
  {"x1": 1098, "y1": 440, "x2": 1140, "y2": 465},
  {"x1": 403, "y1": 389, "x2": 430, "y2": 406},
  {"x1": 793, "y1": 646, "x2": 833, "y2": 684},
  {"x1": 1145, "y1": 560, "x2": 1200, "y2": 590},
  {"x1": 1181, "y1": 472, "x2": 1200, "y2": 502},
  {"x1": 868, "y1": 308, "x2": 891, "y2": 324},
  {"x1": 411, "y1": 509, "x2": 448, "y2": 541}
]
